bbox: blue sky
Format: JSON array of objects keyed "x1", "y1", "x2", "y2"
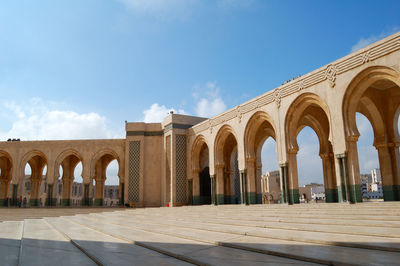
[{"x1": 1, "y1": 0, "x2": 399, "y2": 185}]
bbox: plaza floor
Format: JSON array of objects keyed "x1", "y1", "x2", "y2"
[{"x1": 1, "y1": 203, "x2": 400, "y2": 265}]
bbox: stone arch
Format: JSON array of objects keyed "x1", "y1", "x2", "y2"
[
  {"x1": 213, "y1": 124, "x2": 240, "y2": 204},
  {"x1": 343, "y1": 65, "x2": 400, "y2": 201},
  {"x1": 243, "y1": 111, "x2": 277, "y2": 204},
  {"x1": 284, "y1": 93, "x2": 337, "y2": 203},
  {"x1": 343, "y1": 66, "x2": 400, "y2": 139},
  {"x1": 191, "y1": 135, "x2": 211, "y2": 205},
  {"x1": 53, "y1": 149, "x2": 83, "y2": 180},
  {"x1": 52, "y1": 149, "x2": 84, "y2": 206},
  {"x1": 0, "y1": 151, "x2": 13, "y2": 206},
  {"x1": 19, "y1": 150, "x2": 47, "y2": 206},
  {"x1": 90, "y1": 149, "x2": 122, "y2": 206}
]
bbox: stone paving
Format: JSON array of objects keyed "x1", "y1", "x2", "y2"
[{"x1": 1, "y1": 203, "x2": 400, "y2": 265}]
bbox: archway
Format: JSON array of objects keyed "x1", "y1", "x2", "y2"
[
  {"x1": 244, "y1": 111, "x2": 278, "y2": 204},
  {"x1": 0, "y1": 152, "x2": 12, "y2": 206},
  {"x1": 20, "y1": 151, "x2": 47, "y2": 207},
  {"x1": 191, "y1": 136, "x2": 211, "y2": 205},
  {"x1": 53, "y1": 150, "x2": 83, "y2": 207},
  {"x1": 343, "y1": 66, "x2": 400, "y2": 201},
  {"x1": 104, "y1": 159, "x2": 119, "y2": 207},
  {"x1": 91, "y1": 150, "x2": 121, "y2": 206},
  {"x1": 285, "y1": 93, "x2": 337, "y2": 204},
  {"x1": 214, "y1": 125, "x2": 240, "y2": 204}
]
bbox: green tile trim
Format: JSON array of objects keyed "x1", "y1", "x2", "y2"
[
  {"x1": 126, "y1": 131, "x2": 163, "y2": 136},
  {"x1": 0, "y1": 199, "x2": 5, "y2": 206},
  {"x1": 163, "y1": 123, "x2": 193, "y2": 132},
  {"x1": 94, "y1": 198, "x2": 104, "y2": 206},
  {"x1": 216, "y1": 194, "x2": 225, "y2": 205},
  {"x1": 288, "y1": 189, "x2": 299, "y2": 204},
  {"x1": 247, "y1": 192, "x2": 257, "y2": 204},
  {"x1": 325, "y1": 189, "x2": 338, "y2": 203},
  {"x1": 349, "y1": 184, "x2": 362, "y2": 203},
  {"x1": 192, "y1": 195, "x2": 201, "y2": 205},
  {"x1": 30, "y1": 199, "x2": 40, "y2": 206},
  {"x1": 337, "y1": 186, "x2": 343, "y2": 202},
  {"x1": 62, "y1": 199, "x2": 71, "y2": 206},
  {"x1": 256, "y1": 194, "x2": 262, "y2": 204},
  {"x1": 45, "y1": 198, "x2": 57, "y2": 206},
  {"x1": 383, "y1": 185, "x2": 400, "y2": 201}
]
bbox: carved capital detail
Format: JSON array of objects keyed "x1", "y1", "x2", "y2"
[
  {"x1": 273, "y1": 88, "x2": 281, "y2": 108},
  {"x1": 361, "y1": 50, "x2": 371, "y2": 64}
]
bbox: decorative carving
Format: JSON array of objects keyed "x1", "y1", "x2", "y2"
[
  {"x1": 325, "y1": 64, "x2": 337, "y2": 88},
  {"x1": 297, "y1": 80, "x2": 305, "y2": 91},
  {"x1": 273, "y1": 88, "x2": 281, "y2": 108},
  {"x1": 209, "y1": 120, "x2": 213, "y2": 134},
  {"x1": 361, "y1": 51, "x2": 371, "y2": 64},
  {"x1": 236, "y1": 106, "x2": 242, "y2": 123}
]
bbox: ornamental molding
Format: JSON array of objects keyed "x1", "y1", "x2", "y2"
[
  {"x1": 191, "y1": 32, "x2": 400, "y2": 135},
  {"x1": 325, "y1": 64, "x2": 337, "y2": 88}
]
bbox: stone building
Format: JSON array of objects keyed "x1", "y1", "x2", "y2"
[
  {"x1": 0, "y1": 32, "x2": 400, "y2": 207},
  {"x1": 261, "y1": 170, "x2": 281, "y2": 203}
]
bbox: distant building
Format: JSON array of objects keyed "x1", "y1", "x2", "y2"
[{"x1": 261, "y1": 170, "x2": 281, "y2": 203}]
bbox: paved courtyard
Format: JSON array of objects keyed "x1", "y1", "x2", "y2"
[{"x1": 1, "y1": 203, "x2": 400, "y2": 265}]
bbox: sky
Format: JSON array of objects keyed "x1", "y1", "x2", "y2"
[{"x1": 1, "y1": 0, "x2": 399, "y2": 186}]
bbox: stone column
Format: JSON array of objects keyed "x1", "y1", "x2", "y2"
[
  {"x1": 0, "y1": 177, "x2": 10, "y2": 206},
  {"x1": 11, "y1": 184, "x2": 18, "y2": 206},
  {"x1": 336, "y1": 153, "x2": 350, "y2": 203},
  {"x1": 94, "y1": 178, "x2": 105, "y2": 206},
  {"x1": 320, "y1": 153, "x2": 338, "y2": 202},
  {"x1": 45, "y1": 183, "x2": 54, "y2": 206},
  {"x1": 287, "y1": 149, "x2": 299, "y2": 204},
  {"x1": 210, "y1": 175, "x2": 216, "y2": 205},
  {"x1": 245, "y1": 158, "x2": 257, "y2": 204},
  {"x1": 192, "y1": 169, "x2": 200, "y2": 205},
  {"x1": 375, "y1": 142, "x2": 395, "y2": 201},
  {"x1": 346, "y1": 137, "x2": 362, "y2": 203},
  {"x1": 215, "y1": 164, "x2": 224, "y2": 204},
  {"x1": 239, "y1": 170, "x2": 248, "y2": 205},
  {"x1": 389, "y1": 141, "x2": 400, "y2": 200},
  {"x1": 119, "y1": 180, "x2": 125, "y2": 206},
  {"x1": 256, "y1": 163, "x2": 262, "y2": 204},
  {"x1": 30, "y1": 176, "x2": 42, "y2": 206},
  {"x1": 279, "y1": 163, "x2": 289, "y2": 204},
  {"x1": 62, "y1": 177, "x2": 73, "y2": 206}
]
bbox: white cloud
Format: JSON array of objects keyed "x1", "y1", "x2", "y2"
[
  {"x1": 142, "y1": 103, "x2": 185, "y2": 123},
  {"x1": 0, "y1": 99, "x2": 122, "y2": 141},
  {"x1": 351, "y1": 27, "x2": 399, "y2": 53},
  {"x1": 194, "y1": 82, "x2": 227, "y2": 118}
]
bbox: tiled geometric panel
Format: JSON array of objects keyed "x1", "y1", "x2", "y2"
[
  {"x1": 128, "y1": 141, "x2": 140, "y2": 202},
  {"x1": 175, "y1": 135, "x2": 187, "y2": 203}
]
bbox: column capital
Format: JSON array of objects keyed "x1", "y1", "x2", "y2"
[
  {"x1": 346, "y1": 134, "x2": 359, "y2": 143},
  {"x1": 287, "y1": 147, "x2": 299, "y2": 154},
  {"x1": 215, "y1": 163, "x2": 224, "y2": 169}
]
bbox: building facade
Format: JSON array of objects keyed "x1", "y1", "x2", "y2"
[{"x1": 0, "y1": 32, "x2": 400, "y2": 207}]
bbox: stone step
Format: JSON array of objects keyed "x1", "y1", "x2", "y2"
[
  {"x1": 0, "y1": 220, "x2": 23, "y2": 266},
  {"x1": 71, "y1": 213, "x2": 400, "y2": 266},
  {"x1": 65, "y1": 215, "x2": 319, "y2": 265},
  {"x1": 20, "y1": 219, "x2": 96, "y2": 266},
  {"x1": 90, "y1": 212, "x2": 400, "y2": 252},
  {"x1": 45, "y1": 217, "x2": 192, "y2": 266}
]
